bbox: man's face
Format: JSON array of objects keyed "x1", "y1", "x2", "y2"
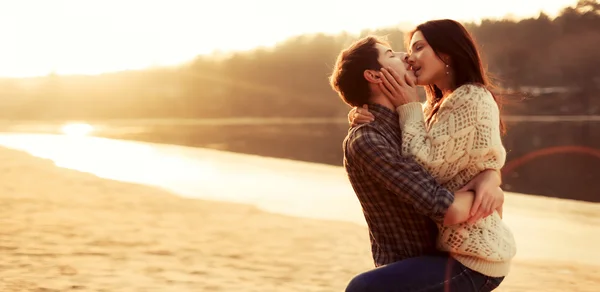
[{"x1": 374, "y1": 43, "x2": 416, "y2": 83}]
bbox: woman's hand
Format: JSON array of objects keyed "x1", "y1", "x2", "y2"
[
  {"x1": 379, "y1": 67, "x2": 419, "y2": 107},
  {"x1": 348, "y1": 105, "x2": 375, "y2": 127}
]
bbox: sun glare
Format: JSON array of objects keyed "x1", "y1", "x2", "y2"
[
  {"x1": 0, "y1": 0, "x2": 575, "y2": 77},
  {"x1": 61, "y1": 123, "x2": 94, "y2": 136}
]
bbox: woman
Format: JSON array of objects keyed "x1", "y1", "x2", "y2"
[{"x1": 350, "y1": 19, "x2": 517, "y2": 283}]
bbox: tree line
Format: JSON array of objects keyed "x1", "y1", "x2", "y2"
[{"x1": 0, "y1": 0, "x2": 598, "y2": 120}]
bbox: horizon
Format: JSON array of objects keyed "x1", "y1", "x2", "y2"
[{"x1": 0, "y1": 0, "x2": 577, "y2": 78}]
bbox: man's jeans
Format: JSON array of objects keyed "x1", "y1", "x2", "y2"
[{"x1": 345, "y1": 254, "x2": 504, "y2": 292}]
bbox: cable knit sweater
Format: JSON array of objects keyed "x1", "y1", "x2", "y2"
[{"x1": 395, "y1": 84, "x2": 517, "y2": 277}]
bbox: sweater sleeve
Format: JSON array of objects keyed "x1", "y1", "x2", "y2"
[{"x1": 395, "y1": 84, "x2": 506, "y2": 185}]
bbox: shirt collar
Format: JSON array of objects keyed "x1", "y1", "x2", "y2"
[{"x1": 367, "y1": 103, "x2": 399, "y2": 127}]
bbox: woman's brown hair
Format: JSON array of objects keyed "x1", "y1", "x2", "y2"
[{"x1": 407, "y1": 19, "x2": 506, "y2": 134}]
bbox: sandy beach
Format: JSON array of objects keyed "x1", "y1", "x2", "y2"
[{"x1": 1, "y1": 146, "x2": 599, "y2": 292}]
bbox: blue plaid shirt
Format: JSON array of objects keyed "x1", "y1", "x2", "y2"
[{"x1": 343, "y1": 103, "x2": 455, "y2": 267}]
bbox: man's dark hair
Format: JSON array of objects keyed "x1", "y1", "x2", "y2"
[{"x1": 329, "y1": 36, "x2": 389, "y2": 107}]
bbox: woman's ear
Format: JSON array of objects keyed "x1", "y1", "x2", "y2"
[
  {"x1": 364, "y1": 70, "x2": 382, "y2": 83},
  {"x1": 440, "y1": 53, "x2": 452, "y2": 66}
]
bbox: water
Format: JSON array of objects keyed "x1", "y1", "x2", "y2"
[
  {"x1": 0, "y1": 133, "x2": 363, "y2": 225},
  {"x1": 0, "y1": 117, "x2": 598, "y2": 202},
  {"x1": 0, "y1": 132, "x2": 598, "y2": 266}
]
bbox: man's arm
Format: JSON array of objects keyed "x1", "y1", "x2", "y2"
[
  {"x1": 444, "y1": 169, "x2": 504, "y2": 225},
  {"x1": 443, "y1": 191, "x2": 475, "y2": 226},
  {"x1": 347, "y1": 128, "x2": 454, "y2": 224},
  {"x1": 458, "y1": 169, "x2": 505, "y2": 223}
]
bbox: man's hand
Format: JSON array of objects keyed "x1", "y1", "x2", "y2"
[
  {"x1": 457, "y1": 169, "x2": 504, "y2": 224},
  {"x1": 378, "y1": 67, "x2": 419, "y2": 108}
]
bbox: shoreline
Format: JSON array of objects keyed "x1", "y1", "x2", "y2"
[{"x1": 1, "y1": 124, "x2": 597, "y2": 204}]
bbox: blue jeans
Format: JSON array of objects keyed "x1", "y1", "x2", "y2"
[{"x1": 345, "y1": 254, "x2": 504, "y2": 292}]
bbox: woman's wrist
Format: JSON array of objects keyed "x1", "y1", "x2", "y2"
[{"x1": 396, "y1": 102, "x2": 425, "y2": 125}]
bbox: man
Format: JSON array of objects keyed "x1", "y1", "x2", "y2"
[{"x1": 329, "y1": 36, "x2": 504, "y2": 291}]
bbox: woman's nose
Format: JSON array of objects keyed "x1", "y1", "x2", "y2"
[{"x1": 406, "y1": 54, "x2": 415, "y2": 64}]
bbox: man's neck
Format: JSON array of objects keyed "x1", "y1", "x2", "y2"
[{"x1": 369, "y1": 94, "x2": 395, "y2": 111}]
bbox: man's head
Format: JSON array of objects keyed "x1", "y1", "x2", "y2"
[{"x1": 329, "y1": 35, "x2": 412, "y2": 107}]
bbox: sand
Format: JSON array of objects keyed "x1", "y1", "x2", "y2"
[{"x1": 1, "y1": 147, "x2": 599, "y2": 291}]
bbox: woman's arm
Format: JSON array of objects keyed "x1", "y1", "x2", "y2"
[
  {"x1": 348, "y1": 105, "x2": 375, "y2": 127},
  {"x1": 396, "y1": 85, "x2": 506, "y2": 183}
]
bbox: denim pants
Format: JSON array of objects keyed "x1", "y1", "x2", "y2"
[{"x1": 345, "y1": 254, "x2": 504, "y2": 292}]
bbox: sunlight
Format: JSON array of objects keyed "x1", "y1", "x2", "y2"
[
  {"x1": 0, "y1": 0, "x2": 575, "y2": 77},
  {"x1": 0, "y1": 133, "x2": 597, "y2": 269},
  {"x1": 60, "y1": 123, "x2": 94, "y2": 136}
]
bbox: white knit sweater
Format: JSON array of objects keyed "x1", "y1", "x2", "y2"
[{"x1": 396, "y1": 84, "x2": 517, "y2": 277}]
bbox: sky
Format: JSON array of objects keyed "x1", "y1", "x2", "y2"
[{"x1": 0, "y1": 0, "x2": 578, "y2": 77}]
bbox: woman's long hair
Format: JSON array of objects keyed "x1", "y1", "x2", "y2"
[{"x1": 407, "y1": 19, "x2": 506, "y2": 134}]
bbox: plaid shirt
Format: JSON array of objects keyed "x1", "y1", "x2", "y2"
[{"x1": 343, "y1": 103, "x2": 454, "y2": 267}]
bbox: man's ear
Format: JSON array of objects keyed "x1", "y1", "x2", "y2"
[{"x1": 363, "y1": 70, "x2": 381, "y2": 83}]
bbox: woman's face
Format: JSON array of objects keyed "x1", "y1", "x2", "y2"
[{"x1": 406, "y1": 31, "x2": 448, "y2": 86}]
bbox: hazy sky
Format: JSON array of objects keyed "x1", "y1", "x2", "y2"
[{"x1": 0, "y1": 0, "x2": 577, "y2": 77}]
